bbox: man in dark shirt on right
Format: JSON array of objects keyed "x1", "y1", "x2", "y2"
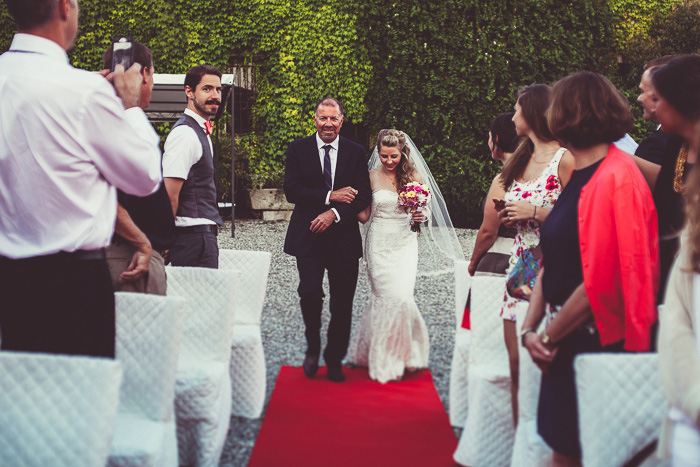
[
  {"x1": 103, "y1": 40, "x2": 175, "y2": 295},
  {"x1": 635, "y1": 55, "x2": 686, "y2": 305},
  {"x1": 635, "y1": 55, "x2": 683, "y2": 165}
]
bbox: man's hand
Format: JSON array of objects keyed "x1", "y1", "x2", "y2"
[
  {"x1": 100, "y1": 63, "x2": 143, "y2": 109},
  {"x1": 119, "y1": 243, "x2": 152, "y2": 282},
  {"x1": 329, "y1": 186, "x2": 358, "y2": 204},
  {"x1": 310, "y1": 210, "x2": 337, "y2": 234}
]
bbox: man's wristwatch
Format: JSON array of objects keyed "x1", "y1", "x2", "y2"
[{"x1": 519, "y1": 327, "x2": 535, "y2": 346}]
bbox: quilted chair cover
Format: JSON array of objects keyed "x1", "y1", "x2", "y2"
[
  {"x1": 575, "y1": 353, "x2": 665, "y2": 467},
  {"x1": 454, "y1": 275, "x2": 515, "y2": 466},
  {"x1": 167, "y1": 267, "x2": 240, "y2": 467},
  {"x1": 218, "y1": 249, "x2": 271, "y2": 419},
  {"x1": 510, "y1": 301, "x2": 552, "y2": 467},
  {"x1": 449, "y1": 259, "x2": 471, "y2": 427},
  {"x1": 109, "y1": 292, "x2": 186, "y2": 467},
  {"x1": 0, "y1": 351, "x2": 122, "y2": 467}
]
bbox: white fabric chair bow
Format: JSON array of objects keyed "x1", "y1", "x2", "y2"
[
  {"x1": 448, "y1": 259, "x2": 471, "y2": 427},
  {"x1": 166, "y1": 266, "x2": 240, "y2": 467},
  {"x1": 108, "y1": 292, "x2": 186, "y2": 467},
  {"x1": 454, "y1": 274, "x2": 515, "y2": 466},
  {"x1": 575, "y1": 352, "x2": 665, "y2": 467},
  {"x1": 0, "y1": 351, "x2": 122, "y2": 467},
  {"x1": 218, "y1": 249, "x2": 271, "y2": 419},
  {"x1": 510, "y1": 301, "x2": 552, "y2": 467}
]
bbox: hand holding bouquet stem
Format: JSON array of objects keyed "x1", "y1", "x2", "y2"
[{"x1": 398, "y1": 181, "x2": 431, "y2": 236}]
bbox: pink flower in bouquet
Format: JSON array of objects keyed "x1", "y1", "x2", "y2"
[{"x1": 398, "y1": 181, "x2": 431, "y2": 234}]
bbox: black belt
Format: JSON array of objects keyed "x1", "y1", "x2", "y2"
[
  {"x1": 176, "y1": 224, "x2": 218, "y2": 235},
  {"x1": 0, "y1": 248, "x2": 105, "y2": 263}
]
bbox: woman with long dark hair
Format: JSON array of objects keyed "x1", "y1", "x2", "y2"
[{"x1": 499, "y1": 85, "x2": 574, "y2": 426}]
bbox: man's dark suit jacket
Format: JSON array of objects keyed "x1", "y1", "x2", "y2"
[{"x1": 283, "y1": 134, "x2": 371, "y2": 259}]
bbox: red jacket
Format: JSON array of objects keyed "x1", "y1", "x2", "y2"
[{"x1": 578, "y1": 144, "x2": 659, "y2": 351}]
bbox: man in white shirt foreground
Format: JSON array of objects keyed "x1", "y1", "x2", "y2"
[
  {"x1": 163, "y1": 65, "x2": 223, "y2": 268},
  {"x1": 0, "y1": 0, "x2": 162, "y2": 357}
]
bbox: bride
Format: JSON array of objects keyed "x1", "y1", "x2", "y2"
[{"x1": 347, "y1": 129, "x2": 463, "y2": 383}]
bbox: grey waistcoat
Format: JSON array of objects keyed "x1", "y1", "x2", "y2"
[{"x1": 171, "y1": 114, "x2": 223, "y2": 226}]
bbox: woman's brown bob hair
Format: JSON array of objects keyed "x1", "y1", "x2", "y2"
[{"x1": 547, "y1": 71, "x2": 633, "y2": 149}]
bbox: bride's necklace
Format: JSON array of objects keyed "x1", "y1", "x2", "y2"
[{"x1": 674, "y1": 142, "x2": 689, "y2": 193}]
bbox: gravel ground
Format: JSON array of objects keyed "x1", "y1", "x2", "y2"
[{"x1": 217, "y1": 219, "x2": 477, "y2": 467}]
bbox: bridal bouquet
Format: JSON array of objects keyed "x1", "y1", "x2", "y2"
[{"x1": 398, "y1": 181, "x2": 431, "y2": 235}]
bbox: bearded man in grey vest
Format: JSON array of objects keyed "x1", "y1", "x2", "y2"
[{"x1": 163, "y1": 65, "x2": 223, "y2": 268}]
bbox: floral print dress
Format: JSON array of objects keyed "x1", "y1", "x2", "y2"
[{"x1": 501, "y1": 147, "x2": 566, "y2": 321}]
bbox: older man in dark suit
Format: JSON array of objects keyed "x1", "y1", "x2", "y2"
[{"x1": 284, "y1": 97, "x2": 371, "y2": 382}]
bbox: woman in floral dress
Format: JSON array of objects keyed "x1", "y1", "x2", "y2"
[{"x1": 498, "y1": 84, "x2": 574, "y2": 426}]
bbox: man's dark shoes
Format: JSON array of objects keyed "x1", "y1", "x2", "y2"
[
  {"x1": 302, "y1": 354, "x2": 319, "y2": 378},
  {"x1": 326, "y1": 362, "x2": 345, "y2": 383}
]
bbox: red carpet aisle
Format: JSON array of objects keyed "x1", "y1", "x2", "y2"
[{"x1": 248, "y1": 366, "x2": 458, "y2": 466}]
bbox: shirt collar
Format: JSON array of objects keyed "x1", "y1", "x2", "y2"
[
  {"x1": 316, "y1": 133, "x2": 339, "y2": 152},
  {"x1": 184, "y1": 108, "x2": 209, "y2": 130},
  {"x1": 9, "y1": 33, "x2": 69, "y2": 64}
]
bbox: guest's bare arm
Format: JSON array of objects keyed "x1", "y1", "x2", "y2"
[
  {"x1": 164, "y1": 177, "x2": 184, "y2": 216},
  {"x1": 114, "y1": 203, "x2": 152, "y2": 282},
  {"x1": 469, "y1": 173, "x2": 506, "y2": 275},
  {"x1": 631, "y1": 154, "x2": 661, "y2": 191}
]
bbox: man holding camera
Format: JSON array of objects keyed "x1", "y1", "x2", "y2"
[
  {"x1": 163, "y1": 65, "x2": 224, "y2": 268},
  {"x1": 0, "y1": 0, "x2": 162, "y2": 357},
  {"x1": 102, "y1": 40, "x2": 175, "y2": 295}
]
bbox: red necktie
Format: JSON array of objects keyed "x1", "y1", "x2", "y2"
[{"x1": 204, "y1": 121, "x2": 214, "y2": 135}]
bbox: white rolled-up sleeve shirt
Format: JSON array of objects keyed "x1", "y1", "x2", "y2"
[
  {"x1": 162, "y1": 108, "x2": 216, "y2": 226},
  {"x1": 0, "y1": 34, "x2": 162, "y2": 259}
]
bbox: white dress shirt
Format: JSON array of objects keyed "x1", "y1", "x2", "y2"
[
  {"x1": 316, "y1": 133, "x2": 340, "y2": 221},
  {"x1": 0, "y1": 34, "x2": 162, "y2": 259},
  {"x1": 162, "y1": 108, "x2": 216, "y2": 227}
]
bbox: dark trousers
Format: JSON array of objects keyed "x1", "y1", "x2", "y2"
[
  {"x1": 170, "y1": 230, "x2": 218, "y2": 269},
  {"x1": 295, "y1": 237, "x2": 359, "y2": 365},
  {"x1": 0, "y1": 252, "x2": 115, "y2": 358}
]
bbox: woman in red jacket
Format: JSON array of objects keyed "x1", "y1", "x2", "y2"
[{"x1": 521, "y1": 71, "x2": 659, "y2": 466}]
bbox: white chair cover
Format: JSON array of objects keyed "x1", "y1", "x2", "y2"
[
  {"x1": 218, "y1": 249, "x2": 271, "y2": 419},
  {"x1": 449, "y1": 259, "x2": 471, "y2": 427},
  {"x1": 0, "y1": 351, "x2": 122, "y2": 467},
  {"x1": 109, "y1": 292, "x2": 186, "y2": 467},
  {"x1": 510, "y1": 301, "x2": 552, "y2": 467},
  {"x1": 575, "y1": 353, "x2": 665, "y2": 467},
  {"x1": 454, "y1": 275, "x2": 514, "y2": 466},
  {"x1": 166, "y1": 266, "x2": 240, "y2": 467}
]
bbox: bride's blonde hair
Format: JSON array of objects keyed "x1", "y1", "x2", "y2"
[{"x1": 376, "y1": 129, "x2": 417, "y2": 191}]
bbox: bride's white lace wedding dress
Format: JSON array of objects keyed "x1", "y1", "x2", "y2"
[{"x1": 347, "y1": 189, "x2": 429, "y2": 383}]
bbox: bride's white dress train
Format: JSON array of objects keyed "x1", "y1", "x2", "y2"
[{"x1": 347, "y1": 189, "x2": 429, "y2": 383}]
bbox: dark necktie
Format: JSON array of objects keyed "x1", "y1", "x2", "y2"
[{"x1": 322, "y1": 145, "x2": 333, "y2": 191}]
